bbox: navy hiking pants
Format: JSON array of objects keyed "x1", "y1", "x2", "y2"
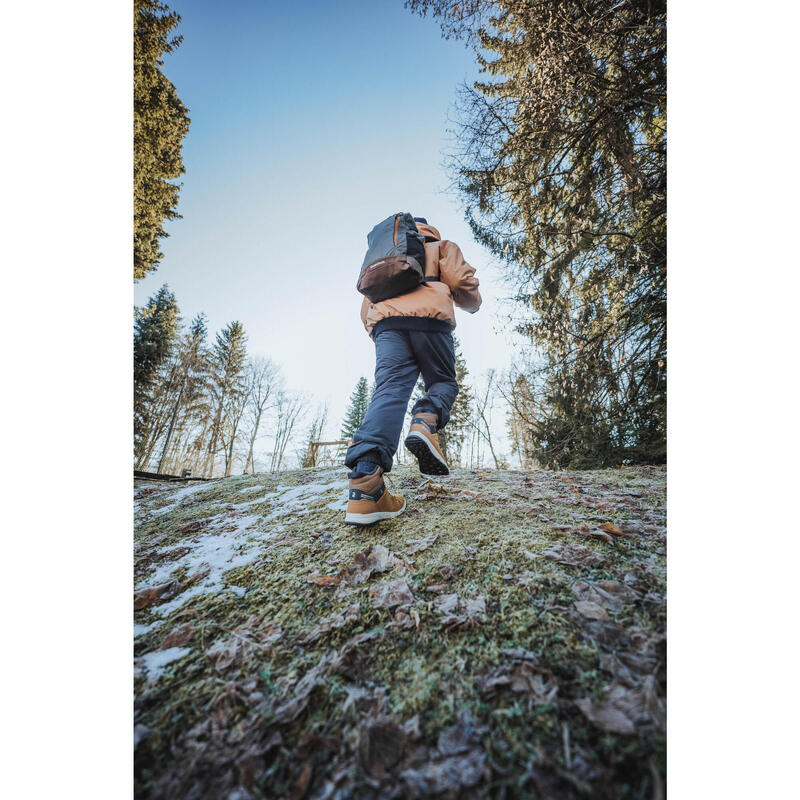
[{"x1": 344, "y1": 328, "x2": 458, "y2": 474}]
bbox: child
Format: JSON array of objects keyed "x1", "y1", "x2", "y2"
[{"x1": 344, "y1": 217, "x2": 481, "y2": 525}]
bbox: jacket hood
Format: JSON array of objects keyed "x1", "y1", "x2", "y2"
[{"x1": 415, "y1": 222, "x2": 441, "y2": 242}]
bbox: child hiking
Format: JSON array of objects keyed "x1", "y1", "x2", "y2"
[{"x1": 344, "y1": 214, "x2": 482, "y2": 526}]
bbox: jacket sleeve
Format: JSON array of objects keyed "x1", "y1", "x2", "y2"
[
  {"x1": 360, "y1": 296, "x2": 372, "y2": 333},
  {"x1": 439, "y1": 240, "x2": 482, "y2": 313}
]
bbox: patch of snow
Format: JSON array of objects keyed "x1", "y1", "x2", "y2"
[
  {"x1": 137, "y1": 511, "x2": 279, "y2": 616},
  {"x1": 147, "y1": 482, "x2": 213, "y2": 517},
  {"x1": 134, "y1": 622, "x2": 161, "y2": 638},
  {"x1": 136, "y1": 474, "x2": 348, "y2": 617},
  {"x1": 328, "y1": 490, "x2": 348, "y2": 511},
  {"x1": 237, "y1": 484, "x2": 268, "y2": 494},
  {"x1": 263, "y1": 479, "x2": 347, "y2": 520},
  {"x1": 139, "y1": 647, "x2": 191, "y2": 682}
]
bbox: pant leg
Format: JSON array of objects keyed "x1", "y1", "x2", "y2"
[
  {"x1": 409, "y1": 330, "x2": 458, "y2": 429},
  {"x1": 344, "y1": 329, "x2": 420, "y2": 473}
]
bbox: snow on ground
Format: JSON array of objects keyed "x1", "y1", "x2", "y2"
[
  {"x1": 135, "y1": 471, "x2": 348, "y2": 620},
  {"x1": 137, "y1": 647, "x2": 192, "y2": 683}
]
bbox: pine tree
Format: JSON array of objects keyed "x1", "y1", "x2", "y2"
[
  {"x1": 134, "y1": 0, "x2": 191, "y2": 280},
  {"x1": 134, "y1": 284, "x2": 180, "y2": 461},
  {"x1": 203, "y1": 321, "x2": 248, "y2": 476},
  {"x1": 341, "y1": 377, "x2": 371, "y2": 440},
  {"x1": 410, "y1": 0, "x2": 666, "y2": 467}
]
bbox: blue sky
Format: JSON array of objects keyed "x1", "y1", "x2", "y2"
[{"x1": 134, "y1": 0, "x2": 519, "y2": 458}]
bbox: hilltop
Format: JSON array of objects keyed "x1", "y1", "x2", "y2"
[{"x1": 134, "y1": 464, "x2": 666, "y2": 799}]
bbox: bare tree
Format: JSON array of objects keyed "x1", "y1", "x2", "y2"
[
  {"x1": 499, "y1": 368, "x2": 541, "y2": 470},
  {"x1": 157, "y1": 315, "x2": 208, "y2": 473},
  {"x1": 301, "y1": 403, "x2": 329, "y2": 468},
  {"x1": 473, "y1": 370, "x2": 501, "y2": 469},
  {"x1": 243, "y1": 357, "x2": 280, "y2": 474},
  {"x1": 220, "y1": 382, "x2": 249, "y2": 477},
  {"x1": 270, "y1": 391, "x2": 307, "y2": 472}
]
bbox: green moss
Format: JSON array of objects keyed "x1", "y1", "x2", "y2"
[{"x1": 134, "y1": 465, "x2": 666, "y2": 798}]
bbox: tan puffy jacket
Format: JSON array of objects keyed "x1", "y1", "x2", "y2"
[{"x1": 359, "y1": 222, "x2": 482, "y2": 337}]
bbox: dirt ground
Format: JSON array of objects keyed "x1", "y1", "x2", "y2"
[{"x1": 134, "y1": 464, "x2": 666, "y2": 799}]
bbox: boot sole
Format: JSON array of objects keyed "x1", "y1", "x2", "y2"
[
  {"x1": 344, "y1": 498, "x2": 407, "y2": 526},
  {"x1": 404, "y1": 432, "x2": 450, "y2": 476}
]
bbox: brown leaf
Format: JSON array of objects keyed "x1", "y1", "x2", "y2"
[
  {"x1": 370, "y1": 578, "x2": 414, "y2": 610},
  {"x1": 599, "y1": 522, "x2": 626, "y2": 536},
  {"x1": 576, "y1": 676, "x2": 664, "y2": 735},
  {"x1": 341, "y1": 544, "x2": 401, "y2": 584},
  {"x1": 307, "y1": 572, "x2": 340, "y2": 587},
  {"x1": 177, "y1": 520, "x2": 203, "y2": 534},
  {"x1": 542, "y1": 543, "x2": 605, "y2": 567},
  {"x1": 585, "y1": 529, "x2": 615, "y2": 545},
  {"x1": 134, "y1": 579, "x2": 182, "y2": 611},
  {"x1": 392, "y1": 606, "x2": 420, "y2": 629},
  {"x1": 574, "y1": 600, "x2": 609, "y2": 621},
  {"x1": 159, "y1": 622, "x2": 194, "y2": 650},
  {"x1": 435, "y1": 593, "x2": 487, "y2": 629},
  {"x1": 575, "y1": 697, "x2": 634, "y2": 735}
]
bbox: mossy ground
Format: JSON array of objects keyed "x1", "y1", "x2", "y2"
[{"x1": 134, "y1": 465, "x2": 666, "y2": 799}]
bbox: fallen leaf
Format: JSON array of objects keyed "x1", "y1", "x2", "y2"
[
  {"x1": 341, "y1": 545, "x2": 401, "y2": 584},
  {"x1": 273, "y1": 651, "x2": 340, "y2": 723},
  {"x1": 435, "y1": 593, "x2": 487, "y2": 629},
  {"x1": 370, "y1": 578, "x2": 415, "y2": 610},
  {"x1": 477, "y1": 659, "x2": 558, "y2": 704},
  {"x1": 576, "y1": 675, "x2": 664, "y2": 735},
  {"x1": 574, "y1": 600, "x2": 609, "y2": 620},
  {"x1": 401, "y1": 750, "x2": 486, "y2": 796},
  {"x1": 358, "y1": 715, "x2": 406, "y2": 777},
  {"x1": 177, "y1": 520, "x2": 203, "y2": 534},
  {"x1": 134, "y1": 580, "x2": 182, "y2": 611},
  {"x1": 302, "y1": 603, "x2": 360, "y2": 643},
  {"x1": 573, "y1": 581, "x2": 640, "y2": 611},
  {"x1": 159, "y1": 623, "x2": 194, "y2": 650},
  {"x1": 405, "y1": 534, "x2": 438, "y2": 555},
  {"x1": 575, "y1": 697, "x2": 634, "y2": 735},
  {"x1": 599, "y1": 522, "x2": 626, "y2": 536},
  {"x1": 542, "y1": 543, "x2": 605, "y2": 567},
  {"x1": 307, "y1": 572, "x2": 340, "y2": 587},
  {"x1": 585, "y1": 529, "x2": 615, "y2": 545},
  {"x1": 392, "y1": 605, "x2": 420, "y2": 629}
]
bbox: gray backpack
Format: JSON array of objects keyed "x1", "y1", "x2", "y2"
[{"x1": 357, "y1": 212, "x2": 431, "y2": 303}]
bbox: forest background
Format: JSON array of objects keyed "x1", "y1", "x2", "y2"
[{"x1": 134, "y1": 0, "x2": 666, "y2": 477}]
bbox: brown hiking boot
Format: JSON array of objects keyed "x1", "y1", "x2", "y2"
[
  {"x1": 344, "y1": 466, "x2": 406, "y2": 526},
  {"x1": 404, "y1": 412, "x2": 449, "y2": 476}
]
